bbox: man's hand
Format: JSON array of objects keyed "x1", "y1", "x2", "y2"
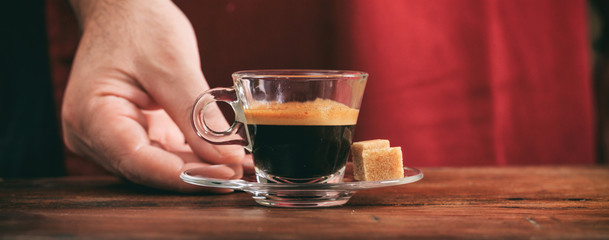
[{"x1": 63, "y1": 0, "x2": 246, "y2": 192}]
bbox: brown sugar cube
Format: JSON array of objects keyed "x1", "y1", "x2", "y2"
[
  {"x1": 351, "y1": 139, "x2": 390, "y2": 181},
  {"x1": 351, "y1": 140, "x2": 404, "y2": 181},
  {"x1": 358, "y1": 147, "x2": 404, "y2": 181}
]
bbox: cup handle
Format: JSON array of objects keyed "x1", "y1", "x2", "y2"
[{"x1": 191, "y1": 87, "x2": 251, "y2": 151}]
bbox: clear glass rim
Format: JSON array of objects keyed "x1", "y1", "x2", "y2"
[{"x1": 233, "y1": 69, "x2": 368, "y2": 79}]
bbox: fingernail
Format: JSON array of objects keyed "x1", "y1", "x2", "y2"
[{"x1": 188, "y1": 165, "x2": 236, "y2": 179}]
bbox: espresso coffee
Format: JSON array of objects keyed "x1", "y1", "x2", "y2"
[{"x1": 244, "y1": 99, "x2": 359, "y2": 183}]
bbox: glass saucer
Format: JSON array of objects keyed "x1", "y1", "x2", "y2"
[{"x1": 180, "y1": 167, "x2": 423, "y2": 208}]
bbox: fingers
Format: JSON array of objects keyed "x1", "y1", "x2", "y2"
[
  {"x1": 136, "y1": 63, "x2": 245, "y2": 167},
  {"x1": 143, "y1": 109, "x2": 190, "y2": 152},
  {"x1": 119, "y1": 145, "x2": 239, "y2": 193},
  {"x1": 66, "y1": 95, "x2": 243, "y2": 192},
  {"x1": 242, "y1": 154, "x2": 255, "y2": 176}
]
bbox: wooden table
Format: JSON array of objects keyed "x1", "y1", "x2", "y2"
[{"x1": 1, "y1": 166, "x2": 608, "y2": 239}]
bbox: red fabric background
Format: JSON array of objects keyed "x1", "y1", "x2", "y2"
[
  {"x1": 46, "y1": 0, "x2": 595, "y2": 174},
  {"x1": 332, "y1": 0, "x2": 595, "y2": 166}
]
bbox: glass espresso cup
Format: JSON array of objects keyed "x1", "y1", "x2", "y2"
[{"x1": 192, "y1": 70, "x2": 368, "y2": 184}]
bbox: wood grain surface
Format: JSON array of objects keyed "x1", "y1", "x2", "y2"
[{"x1": 1, "y1": 166, "x2": 608, "y2": 239}]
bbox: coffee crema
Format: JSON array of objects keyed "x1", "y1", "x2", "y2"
[
  {"x1": 244, "y1": 98, "x2": 359, "y2": 126},
  {"x1": 244, "y1": 99, "x2": 359, "y2": 182}
]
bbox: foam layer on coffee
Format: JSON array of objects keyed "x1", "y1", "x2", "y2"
[{"x1": 244, "y1": 98, "x2": 359, "y2": 126}]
